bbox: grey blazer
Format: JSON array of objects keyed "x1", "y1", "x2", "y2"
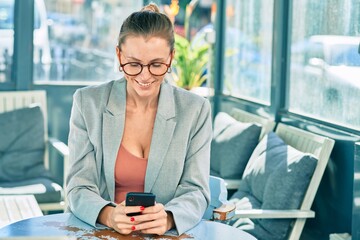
[{"x1": 67, "y1": 78, "x2": 212, "y2": 235}]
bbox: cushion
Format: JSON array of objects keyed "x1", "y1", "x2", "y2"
[
  {"x1": 230, "y1": 132, "x2": 318, "y2": 240},
  {"x1": 0, "y1": 177, "x2": 63, "y2": 203},
  {"x1": 0, "y1": 106, "x2": 51, "y2": 182},
  {"x1": 210, "y1": 112, "x2": 261, "y2": 179}
]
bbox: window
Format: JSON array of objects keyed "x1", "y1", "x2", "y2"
[
  {"x1": 34, "y1": 0, "x2": 142, "y2": 82},
  {"x1": 289, "y1": 0, "x2": 360, "y2": 130},
  {"x1": 0, "y1": 0, "x2": 14, "y2": 83},
  {"x1": 222, "y1": 0, "x2": 274, "y2": 104}
]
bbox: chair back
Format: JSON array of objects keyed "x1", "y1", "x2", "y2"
[
  {"x1": 0, "y1": 90, "x2": 48, "y2": 168},
  {"x1": 275, "y1": 123, "x2": 335, "y2": 240},
  {"x1": 230, "y1": 108, "x2": 275, "y2": 140}
]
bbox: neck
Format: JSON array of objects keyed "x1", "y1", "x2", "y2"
[{"x1": 126, "y1": 89, "x2": 159, "y2": 111}]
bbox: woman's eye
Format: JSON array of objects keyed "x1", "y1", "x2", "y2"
[
  {"x1": 151, "y1": 63, "x2": 162, "y2": 68},
  {"x1": 129, "y1": 63, "x2": 140, "y2": 67}
]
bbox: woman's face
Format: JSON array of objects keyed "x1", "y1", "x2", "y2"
[{"x1": 117, "y1": 36, "x2": 173, "y2": 98}]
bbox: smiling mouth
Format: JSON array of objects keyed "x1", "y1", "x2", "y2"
[{"x1": 135, "y1": 80, "x2": 156, "y2": 87}]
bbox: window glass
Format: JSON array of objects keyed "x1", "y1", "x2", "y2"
[
  {"x1": 289, "y1": 0, "x2": 360, "y2": 130},
  {"x1": 34, "y1": 0, "x2": 142, "y2": 82},
  {"x1": 34, "y1": 4, "x2": 41, "y2": 29},
  {"x1": 0, "y1": 0, "x2": 14, "y2": 82},
  {"x1": 222, "y1": 0, "x2": 273, "y2": 104}
]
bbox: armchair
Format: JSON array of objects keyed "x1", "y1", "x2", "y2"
[
  {"x1": 0, "y1": 90, "x2": 69, "y2": 212},
  {"x1": 225, "y1": 123, "x2": 335, "y2": 240}
]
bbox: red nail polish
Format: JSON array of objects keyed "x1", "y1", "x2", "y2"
[
  {"x1": 131, "y1": 226, "x2": 136, "y2": 231},
  {"x1": 140, "y1": 206, "x2": 145, "y2": 211},
  {"x1": 130, "y1": 217, "x2": 135, "y2": 222}
]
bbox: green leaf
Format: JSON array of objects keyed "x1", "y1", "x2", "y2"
[{"x1": 172, "y1": 33, "x2": 210, "y2": 89}]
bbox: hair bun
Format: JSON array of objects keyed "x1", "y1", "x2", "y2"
[{"x1": 141, "y1": 3, "x2": 160, "y2": 13}]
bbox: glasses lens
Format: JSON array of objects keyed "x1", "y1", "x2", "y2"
[
  {"x1": 123, "y1": 63, "x2": 142, "y2": 75},
  {"x1": 149, "y1": 63, "x2": 168, "y2": 76}
]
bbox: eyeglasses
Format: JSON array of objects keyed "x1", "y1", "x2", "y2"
[
  {"x1": 119, "y1": 51, "x2": 172, "y2": 76},
  {"x1": 120, "y1": 62, "x2": 171, "y2": 76}
]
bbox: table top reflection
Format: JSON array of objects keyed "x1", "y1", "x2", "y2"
[{"x1": 0, "y1": 213, "x2": 256, "y2": 240}]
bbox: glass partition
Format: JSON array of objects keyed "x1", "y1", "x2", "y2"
[
  {"x1": 34, "y1": 0, "x2": 142, "y2": 82},
  {"x1": 289, "y1": 0, "x2": 360, "y2": 130},
  {"x1": 0, "y1": 0, "x2": 14, "y2": 83},
  {"x1": 222, "y1": 0, "x2": 274, "y2": 104}
]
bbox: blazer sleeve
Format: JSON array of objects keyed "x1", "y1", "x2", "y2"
[
  {"x1": 66, "y1": 89, "x2": 113, "y2": 227},
  {"x1": 164, "y1": 99, "x2": 212, "y2": 235}
]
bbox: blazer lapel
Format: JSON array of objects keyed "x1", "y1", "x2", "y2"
[
  {"x1": 102, "y1": 80, "x2": 126, "y2": 202},
  {"x1": 145, "y1": 82, "x2": 176, "y2": 192}
]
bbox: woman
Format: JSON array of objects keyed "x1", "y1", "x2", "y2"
[{"x1": 66, "y1": 3, "x2": 212, "y2": 236}]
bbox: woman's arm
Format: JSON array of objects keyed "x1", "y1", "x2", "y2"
[
  {"x1": 67, "y1": 89, "x2": 113, "y2": 227},
  {"x1": 164, "y1": 99, "x2": 212, "y2": 235}
]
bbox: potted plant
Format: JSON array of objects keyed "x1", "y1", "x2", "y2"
[{"x1": 171, "y1": 34, "x2": 209, "y2": 90}]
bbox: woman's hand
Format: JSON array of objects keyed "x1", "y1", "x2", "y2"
[
  {"x1": 107, "y1": 201, "x2": 144, "y2": 234},
  {"x1": 131, "y1": 203, "x2": 175, "y2": 235},
  {"x1": 99, "y1": 202, "x2": 174, "y2": 235},
  {"x1": 98, "y1": 201, "x2": 142, "y2": 234}
]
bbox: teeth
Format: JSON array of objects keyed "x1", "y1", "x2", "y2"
[{"x1": 137, "y1": 81, "x2": 152, "y2": 87}]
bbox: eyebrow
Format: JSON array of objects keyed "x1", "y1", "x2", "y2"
[{"x1": 124, "y1": 54, "x2": 168, "y2": 63}]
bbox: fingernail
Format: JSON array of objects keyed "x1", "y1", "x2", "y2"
[
  {"x1": 131, "y1": 226, "x2": 136, "y2": 231},
  {"x1": 130, "y1": 217, "x2": 135, "y2": 222},
  {"x1": 140, "y1": 206, "x2": 145, "y2": 211}
]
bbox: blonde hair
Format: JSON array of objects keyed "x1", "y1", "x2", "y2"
[
  {"x1": 141, "y1": 3, "x2": 160, "y2": 13},
  {"x1": 118, "y1": 3, "x2": 174, "y2": 51}
]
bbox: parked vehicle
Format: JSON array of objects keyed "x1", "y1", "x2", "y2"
[{"x1": 291, "y1": 35, "x2": 360, "y2": 125}]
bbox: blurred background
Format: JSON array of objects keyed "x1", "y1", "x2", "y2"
[{"x1": 0, "y1": 0, "x2": 359, "y2": 239}]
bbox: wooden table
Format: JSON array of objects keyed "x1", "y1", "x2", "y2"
[
  {"x1": 0, "y1": 213, "x2": 257, "y2": 240},
  {"x1": 0, "y1": 195, "x2": 43, "y2": 228}
]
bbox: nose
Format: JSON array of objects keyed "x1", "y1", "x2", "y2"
[{"x1": 137, "y1": 65, "x2": 152, "y2": 79}]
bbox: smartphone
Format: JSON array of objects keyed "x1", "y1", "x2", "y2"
[{"x1": 125, "y1": 192, "x2": 156, "y2": 216}]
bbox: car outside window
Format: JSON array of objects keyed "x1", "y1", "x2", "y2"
[{"x1": 289, "y1": 0, "x2": 360, "y2": 130}]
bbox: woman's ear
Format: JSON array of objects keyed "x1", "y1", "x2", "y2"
[
  {"x1": 116, "y1": 47, "x2": 123, "y2": 72},
  {"x1": 116, "y1": 46, "x2": 121, "y2": 61}
]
